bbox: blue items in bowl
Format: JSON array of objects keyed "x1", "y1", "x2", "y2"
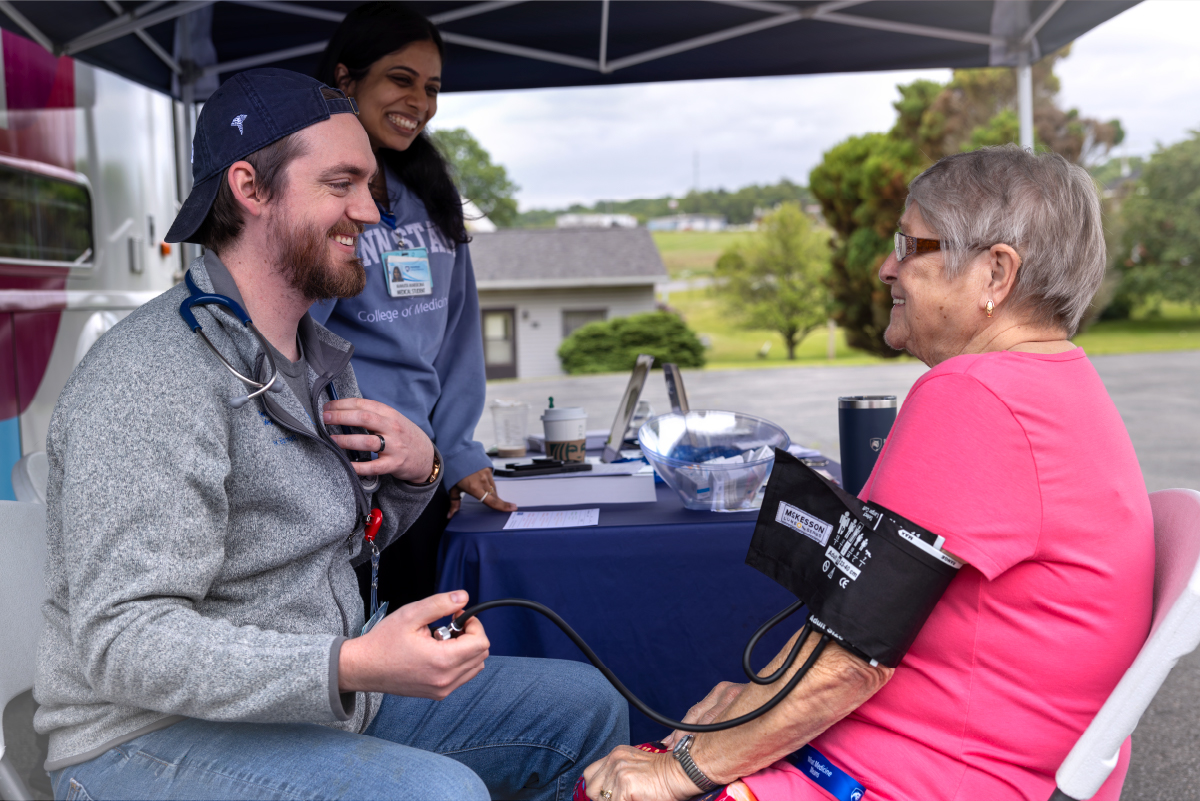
[{"x1": 637, "y1": 411, "x2": 791, "y2": 511}]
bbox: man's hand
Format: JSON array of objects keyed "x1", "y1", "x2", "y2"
[
  {"x1": 448, "y1": 468, "x2": 517, "y2": 519},
  {"x1": 322, "y1": 397, "x2": 436, "y2": 484},
  {"x1": 338, "y1": 591, "x2": 488, "y2": 699},
  {"x1": 661, "y1": 681, "x2": 746, "y2": 749},
  {"x1": 582, "y1": 746, "x2": 699, "y2": 801}
]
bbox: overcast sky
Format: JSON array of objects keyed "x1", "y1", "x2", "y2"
[{"x1": 432, "y1": 0, "x2": 1200, "y2": 211}]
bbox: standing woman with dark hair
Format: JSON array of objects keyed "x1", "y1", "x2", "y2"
[{"x1": 312, "y1": 2, "x2": 515, "y2": 613}]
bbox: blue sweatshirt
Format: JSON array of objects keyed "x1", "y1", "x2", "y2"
[{"x1": 311, "y1": 167, "x2": 490, "y2": 489}]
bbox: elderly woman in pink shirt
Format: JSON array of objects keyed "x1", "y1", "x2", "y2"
[{"x1": 582, "y1": 145, "x2": 1154, "y2": 801}]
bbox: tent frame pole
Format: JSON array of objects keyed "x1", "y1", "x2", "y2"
[
  {"x1": 1017, "y1": 49, "x2": 1033, "y2": 150},
  {"x1": 599, "y1": 0, "x2": 610, "y2": 73},
  {"x1": 175, "y1": 11, "x2": 201, "y2": 268},
  {"x1": 65, "y1": 1, "x2": 213, "y2": 56}
]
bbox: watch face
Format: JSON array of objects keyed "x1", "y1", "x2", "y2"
[{"x1": 673, "y1": 735, "x2": 691, "y2": 755}]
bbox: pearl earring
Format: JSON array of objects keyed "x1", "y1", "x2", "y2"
[{"x1": 986, "y1": 300, "x2": 994, "y2": 317}]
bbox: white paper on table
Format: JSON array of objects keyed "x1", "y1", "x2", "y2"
[{"x1": 502, "y1": 509, "x2": 601, "y2": 530}]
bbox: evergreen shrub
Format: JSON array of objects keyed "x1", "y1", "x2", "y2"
[{"x1": 558, "y1": 312, "x2": 706, "y2": 374}]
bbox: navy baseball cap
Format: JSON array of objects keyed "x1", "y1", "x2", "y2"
[{"x1": 165, "y1": 68, "x2": 359, "y2": 244}]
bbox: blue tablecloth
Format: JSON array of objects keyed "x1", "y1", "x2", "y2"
[{"x1": 437, "y1": 461, "x2": 840, "y2": 745}]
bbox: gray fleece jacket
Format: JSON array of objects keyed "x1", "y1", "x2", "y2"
[{"x1": 33, "y1": 255, "x2": 438, "y2": 771}]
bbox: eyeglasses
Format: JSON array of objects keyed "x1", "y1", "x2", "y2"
[{"x1": 894, "y1": 232, "x2": 941, "y2": 262}]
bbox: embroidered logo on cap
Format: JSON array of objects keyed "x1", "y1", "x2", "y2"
[{"x1": 231, "y1": 114, "x2": 248, "y2": 134}]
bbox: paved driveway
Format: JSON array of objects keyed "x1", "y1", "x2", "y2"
[
  {"x1": 481, "y1": 351, "x2": 1200, "y2": 799},
  {"x1": 479, "y1": 351, "x2": 1200, "y2": 493}
]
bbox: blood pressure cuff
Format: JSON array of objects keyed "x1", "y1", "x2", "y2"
[{"x1": 746, "y1": 450, "x2": 963, "y2": 668}]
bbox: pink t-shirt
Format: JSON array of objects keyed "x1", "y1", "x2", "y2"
[{"x1": 744, "y1": 348, "x2": 1153, "y2": 801}]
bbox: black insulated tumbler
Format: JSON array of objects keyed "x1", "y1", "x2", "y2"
[{"x1": 838, "y1": 396, "x2": 898, "y2": 496}]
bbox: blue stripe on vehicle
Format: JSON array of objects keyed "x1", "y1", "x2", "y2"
[{"x1": 0, "y1": 416, "x2": 22, "y2": 501}]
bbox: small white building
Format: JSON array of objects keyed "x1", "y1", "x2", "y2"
[
  {"x1": 471, "y1": 228, "x2": 668, "y2": 379},
  {"x1": 555, "y1": 213, "x2": 638, "y2": 229},
  {"x1": 646, "y1": 213, "x2": 727, "y2": 232}
]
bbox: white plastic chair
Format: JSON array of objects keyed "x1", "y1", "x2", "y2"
[
  {"x1": 1049, "y1": 488, "x2": 1200, "y2": 800},
  {"x1": 0, "y1": 501, "x2": 48, "y2": 801},
  {"x1": 10, "y1": 453, "x2": 48, "y2": 506}
]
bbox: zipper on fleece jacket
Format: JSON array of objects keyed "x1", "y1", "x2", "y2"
[
  {"x1": 258, "y1": 377, "x2": 372, "y2": 641},
  {"x1": 259, "y1": 374, "x2": 373, "y2": 527}
]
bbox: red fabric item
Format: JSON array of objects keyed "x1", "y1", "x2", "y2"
[{"x1": 744, "y1": 349, "x2": 1153, "y2": 801}]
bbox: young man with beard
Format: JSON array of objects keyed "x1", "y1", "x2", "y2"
[{"x1": 33, "y1": 69, "x2": 626, "y2": 800}]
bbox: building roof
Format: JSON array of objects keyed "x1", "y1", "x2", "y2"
[{"x1": 470, "y1": 227, "x2": 668, "y2": 291}]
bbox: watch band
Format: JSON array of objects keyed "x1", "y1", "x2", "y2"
[
  {"x1": 673, "y1": 735, "x2": 717, "y2": 793},
  {"x1": 405, "y1": 449, "x2": 442, "y2": 487}
]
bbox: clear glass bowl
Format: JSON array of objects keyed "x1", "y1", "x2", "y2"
[{"x1": 638, "y1": 410, "x2": 791, "y2": 511}]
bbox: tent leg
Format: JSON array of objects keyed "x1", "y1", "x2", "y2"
[
  {"x1": 173, "y1": 10, "x2": 203, "y2": 269},
  {"x1": 178, "y1": 81, "x2": 201, "y2": 267},
  {"x1": 1017, "y1": 50, "x2": 1033, "y2": 150}
]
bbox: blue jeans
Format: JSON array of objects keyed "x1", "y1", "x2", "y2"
[{"x1": 49, "y1": 656, "x2": 627, "y2": 801}]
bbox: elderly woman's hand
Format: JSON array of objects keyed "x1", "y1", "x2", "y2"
[
  {"x1": 582, "y1": 746, "x2": 699, "y2": 801},
  {"x1": 661, "y1": 681, "x2": 746, "y2": 749}
]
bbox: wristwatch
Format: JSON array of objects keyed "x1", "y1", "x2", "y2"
[
  {"x1": 405, "y1": 449, "x2": 442, "y2": 487},
  {"x1": 672, "y1": 735, "x2": 717, "y2": 794}
]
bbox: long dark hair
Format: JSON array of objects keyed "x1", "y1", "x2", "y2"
[{"x1": 315, "y1": 3, "x2": 469, "y2": 245}]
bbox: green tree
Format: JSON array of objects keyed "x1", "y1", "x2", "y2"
[
  {"x1": 810, "y1": 135, "x2": 924, "y2": 357},
  {"x1": 713, "y1": 203, "x2": 832, "y2": 360},
  {"x1": 1119, "y1": 132, "x2": 1200, "y2": 307},
  {"x1": 431, "y1": 128, "x2": 520, "y2": 227},
  {"x1": 909, "y1": 49, "x2": 1122, "y2": 166},
  {"x1": 810, "y1": 47, "x2": 1124, "y2": 355},
  {"x1": 557, "y1": 312, "x2": 706, "y2": 374}
]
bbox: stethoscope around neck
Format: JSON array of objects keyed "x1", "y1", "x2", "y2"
[{"x1": 180, "y1": 270, "x2": 279, "y2": 409}]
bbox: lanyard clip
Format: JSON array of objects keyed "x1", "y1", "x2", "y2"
[{"x1": 363, "y1": 508, "x2": 383, "y2": 543}]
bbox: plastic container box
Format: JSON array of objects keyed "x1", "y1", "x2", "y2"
[{"x1": 638, "y1": 410, "x2": 790, "y2": 511}]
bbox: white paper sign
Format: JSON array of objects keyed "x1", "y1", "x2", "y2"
[{"x1": 502, "y1": 509, "x2": 601, "y2": 530}]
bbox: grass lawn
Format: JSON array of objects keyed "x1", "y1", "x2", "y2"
[
  {"x1": 652, "y1": 233, "x2": 1200, "y2": 366},
  {"x1": 651, "y1": 230, "x2": 751, "y2": 279},
  {"x1": 1075, "y1": 306, "x2": 1200, "y2": 355},
  {"x1": 669, "y1": 289, "x2": 1200, "y2": 370},
  {"x1": 669, "y1": 288, "x2": 909, "y2": 369}
]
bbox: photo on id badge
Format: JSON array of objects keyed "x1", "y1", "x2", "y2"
[{"x1": 384, "y1": 248, "x2": 432, "y2": 298}]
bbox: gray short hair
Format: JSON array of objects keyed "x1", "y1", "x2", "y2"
[{"x1": 906, "y1": 145, "x2": 1105, "y2": 336}]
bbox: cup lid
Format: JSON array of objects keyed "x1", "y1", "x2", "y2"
[
  {"x1": 838, "y1": 395, "x2": 897, "y2": 409},
  {"x1": 542, "y1": 407, "x2": 587, "y2": 421}
]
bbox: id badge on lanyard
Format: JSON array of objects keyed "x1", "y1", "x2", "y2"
[
  {"x1": 382, "y1": 248, "x2": 432, "y2": 298},
  {"x1": 374, "y1": 200, "x2": 433, "y2": 299}
]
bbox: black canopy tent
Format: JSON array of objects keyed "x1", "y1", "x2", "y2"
[
  {"x1": 0, "y1": 1, "x2": 1137, "y2": 106},
  {"x1": 0, "y1": 0, "x2": 1139, "y2": 226}
]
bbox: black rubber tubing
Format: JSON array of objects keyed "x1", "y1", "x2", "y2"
[
  {"x1": 742, "y1": 599, "x2": 808, "y2": 685},
  {"x1": 447, "y1": 598, "x2": 829, "y2": 733}
]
